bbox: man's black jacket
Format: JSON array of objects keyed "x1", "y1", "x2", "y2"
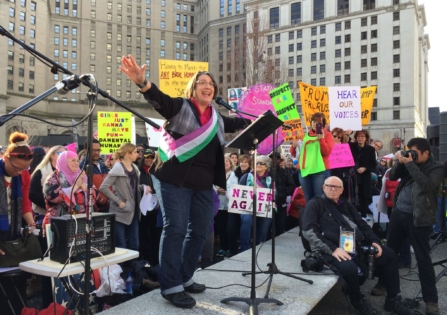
[{"x1": 301, "y1": 194, "x2": 381, "y2": 254}]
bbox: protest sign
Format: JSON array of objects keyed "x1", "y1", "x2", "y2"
[
  {"x1": 270, "y1": 83, "x2": 300, "y2": 120},
  {"x1": 281, "y1": 119, "x2": 304, "y2": 141},
  {"x1": 299, "y1": 82, "x2": 377, "y2": 127},
  {"x1": 281, "y1": 145, "x2": 292, "y2": 159},
  {"x1": 97, "y1": 112, "x2": 132, "y2": 154},
  {"x1": 328, "y1": 143, "x2": 355, "y2": 169},
  {"x1": 329, "y1": 86, "x2": 361, "y2": 131},
  {"x1": 227, "y1": 87, "x2": 247, "y2": 116},
  {"x1": 159, "y1": 60, "x2": 208, "y2": 97},
  {"x1": 239, "y1": 84, "x2": 282, "y2": 154},
  {"x1": 228, "y1": 184, "x2": 273, "y2": 218},
  {"x1": 145, "y1": 118, "x2": 165, "y2": 148}
]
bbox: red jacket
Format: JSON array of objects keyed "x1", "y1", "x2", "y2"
[
  {"x1": 21, "y1": 170, "x2": 32, "y2": 215},
  {"x1": 384, "y1": 171, "x2": 399, "y2": 208}
]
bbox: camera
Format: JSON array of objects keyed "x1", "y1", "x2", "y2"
[
  {"x1": 401, "y1": 149, "x2": 418, "y2": 160},
  {"x1": 301, "y1": 251, "x2": 325, "y2": 273},
  {"x1": 360, "y1": 245, "x2": 379, "y2": 280}
]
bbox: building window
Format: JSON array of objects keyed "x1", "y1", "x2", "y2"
[
  {"x1": 361, "y1": 59, "x2": 367, "y2": 67},
  {"x1": 361, "y1": 31, "x2": 367, "y2": 40},
  {"x1": 371, "y1": 43, "x2": 378, "y2": 52},
  {"x1": 393, "y1": 26, "x2": 400, "y2": 35},
  {"x1": 320, "y1": 77, "x2": 325, "y2": 86},
  {"x1": 297, "y1": 43, "x2": 302, "y2": 51},
  {"x1": 311, "y1": 40, "x2": 317, "y2": 48},
  {"x1": 344, "y1": 74, "x2": 350, "y2": 83},
  {"x1": 20, "y1": 12, "x2": 25, "y2": 21},
  {"x1": 345, "y1": 20, "x2": 351, "y2": 29},
  {"x1": 361, "y1": 73, "x2": 367, "y2": 81},
  {"x1": 338, "y1": 0, "x2": 349, "y2": 16},
  {"x1": 289, "y1": 44, "x2": 294, "y2": 52},
  {"x1": 311, "y1": 53, "x2": 317, "y2": 61},
  {"x1": 270, "y1": 7, "x2": 279, "y2": 29},
  {"x1": 275, "y1": 46, "x2": 280, "y2": 54},
  {"x1": 297, "y1": 30, "x2": 302, "y2": 38},
  {"x1": 313, "y1": 0, "x2": 324, "y2": 21},
  {"x1": 373, "y1": 99, "x2": 377, "y2": 107},
  {"x1": 393, "y1": 110, "x2": 400, "y2": 120},
  {"x1": 31, "y1": 1, "x2": 36, "y2": 11},
  {"x1": 393, "y1": 54, "x2": 400, "y2": 63},
  {"x1": 335, "y1": 49, "x2": 341, "y2": 58},
  {"x1": 54, "y1": 49, "x2": 59, "y2": 57},
  {"x1": 393, "y1": 11, "x2": 399, "y2": 21},
  {"x1": 363, "y1": 0, "x2": 375, "y2": 10},
  {"x1": 371, "y1": 112, "x2": 377, "y2": 121},
  {"x1": 320, "y1": 38, "x2": 326, "y2": 47},
  {"x1": 320, "y1": 51, "x2": 326, "y2": 60},
  {"x1": 288, "y1": 69, "x2": 294, "y2": 77},
  {"x1": 371, "y1": 16, "x2": 377, "y2": 25},
  {"x1": 361, "y1": 45, "x2": 367, "y2": 54},
  {"x1": 393, "y1": 83, "x2": 400, "y2": 92},
  {"x1": 291, "y1": 2, "x2": 301, "y2": 25},
  {"x1": 371, "y1": 71, "x2": 377, "y2": 80},
  {"x1": 30, "y1": 15, "x2": 35, "y2": 25},
  {"x1": 335, "y1": 76, "x2": 341, "y2": 84},
  {"x1": 19, "y1": 26, "x2": 25, "y2": 35},
  {"x1": 345, "y1": 47, "x2": 351, "y2": 56},
  {"x1": 311, "y1": 66, "x2": 316, "y2": 74},
  {"x1": 311, "y1": 78, "x2": 316, "y2": 85},
  {"x1": 393, "y1": 40, "x2": 400, "y2": 49},
  {"x1": 18, "y1": 82, "x2": 24, "y2": 92},
  {"x1": 371, "y1": 30, "x2": 377, "y2": 38},
  {"x1": 345, "y1": 61, "x2": 350, "y2": 70},
  {"x1": 297, "y1": 55, "x2": 302, "y2": 63},
  {"x1": 311, "y1": 27, "x2": 317, "y2": 36},
  {"x1": 7, "y1": 80, "x2": 13, "y2": 90},
  {"x1": 335, "y1": 36, "x2": 341, "y2": 44},
  {"x1": 29, "y1": 84, "x2": 34, "y2": 93},
  {"x1": 275, "y1": 34, "x2": 280, "y2": 42},
  {"x1": 9, "y1": 22, "x2": 14, "y2": 32},
  {"x1": 335, "y1": 22, "x2": 341, "y2": 31},
  {"x1": 7, "y1": 66, "x2": 13, "y2": 75},
  {"x1": 393, "y1": 69, "x2": 400, "y2": 77},
  {"x1": 345, "y1": 34, "x2": 351, "y2": 43},
  {"x1": 361, "y1": 18, "x2": 367, "y2": 27},
  {"x1": 335, "y1": 62, "x2": 341, "y2": 71},
  {"x1": 371, "y1": 57, "x2": 377, "y2": 66},
  {"x1": 320, "y1": 64, "x2": 326, "y2": 73}
]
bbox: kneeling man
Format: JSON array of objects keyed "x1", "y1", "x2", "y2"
[{"x1": 301, "y1": 176, "x2": 416, "y2": 315}]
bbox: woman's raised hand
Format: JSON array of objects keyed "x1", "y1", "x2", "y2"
[{"x1": 120, "y1": 54, "x2": 146, "y2": 86}]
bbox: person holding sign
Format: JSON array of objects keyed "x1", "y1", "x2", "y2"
[
  {"x1": 348, "y1": 130, "x2": 377, "y2": 219},
  {"x1": 238, "y1": 155, "x2": 273, "y2": 252},
  {"x1": 298, "y1": 112, "x2": 334, "y2": 202},
  {"x1": 120, "y1": 54, "x2": 250, "y2": 309}
]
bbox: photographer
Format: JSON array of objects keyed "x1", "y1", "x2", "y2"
[
  {"x1": 301, "y1": 176, "x2": 416, "y2": 315},
  {"x1": 387, "y1": 138, "x2": 444, "y2": 315}
]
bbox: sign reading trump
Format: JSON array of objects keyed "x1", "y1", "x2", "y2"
[{"x1": 228, "y1": 184, "x2": 273, "y2": 218}]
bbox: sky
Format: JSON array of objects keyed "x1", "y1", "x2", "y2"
[{"x1": 419, "y1": 0, "x2": 447, "y2": 112}]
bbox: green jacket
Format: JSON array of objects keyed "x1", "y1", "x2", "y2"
[{"x1": 390, "y1": 156, "x2": 445, "y2": 227}]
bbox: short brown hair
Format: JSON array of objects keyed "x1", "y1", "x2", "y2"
[
  {"x1": 184, "y1": 72, "x2": 218, "y2": 99},
  {"x1": 354, "y1": 129, "x2": 370, "y2": 143},
  {"x1": 331, "y1": 127, "x2": 346, "y2": 143},
  {"x1": 311, "y1": 112, "x2": 327, "y2": 127},
  {"x1": 239, "y1": 154, "x2": 252, "y2": 168}
]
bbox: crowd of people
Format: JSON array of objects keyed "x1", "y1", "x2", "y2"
[{"x1": 0, "y1": 55, "x2": 443, "y2": 315}]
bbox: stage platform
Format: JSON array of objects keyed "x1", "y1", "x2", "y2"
[{"x1": 101, "y1": 228, "x2": 338, "y2": 314}]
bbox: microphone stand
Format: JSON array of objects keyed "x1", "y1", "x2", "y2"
[{"x1": 0, "y1": 25, "x2": 160, "y2": 315}]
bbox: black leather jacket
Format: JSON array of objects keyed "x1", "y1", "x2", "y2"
[{"x1": 390, "y1": 156, "x2": 445, "y2": 227}]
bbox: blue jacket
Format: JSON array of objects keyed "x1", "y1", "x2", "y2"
[{"x1": 80, "y1": 158, "x2": 109, "y2": 175}]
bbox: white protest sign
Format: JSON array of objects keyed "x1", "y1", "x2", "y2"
[
  {"x1": 228, "y1": 184, "x2": 273, "y2": 218},
  {"x1": 145, "y1": 118, "x2": 165, "y2": 147},
  {"x1": 329, "y1": 86, "x2": 361, "y2": 131},
  {"x1": 369, "y1": 195, "x2": 389, "y2": 223},
  {"x1": 281, "y1": 145, "x2": 292, "y2": 159}
]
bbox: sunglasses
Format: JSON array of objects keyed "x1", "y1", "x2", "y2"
[
  {"x1": 381, "y1": 160, "x2": 387, "y2": 163},
  {"x1": 332, "y1": 135, "x2": 342, "y2": 139},
  {"x1": 256, "y1": 162, "x2": 266, "y2": 165},
  {"x1": 8, "y1": 152, "x2": 34, "y2": 160},
  {"x1": 137, "y1": 150, "x2": 144, "y2": 153}
]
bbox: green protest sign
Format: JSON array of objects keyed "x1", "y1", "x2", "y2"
[{"x1": 269, "y1": 83, "x2": 300, "y2": 121}]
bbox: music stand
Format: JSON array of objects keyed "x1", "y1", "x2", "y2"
[{"x1": 221, "y1": 111, "x2": 283, "y2": 314}]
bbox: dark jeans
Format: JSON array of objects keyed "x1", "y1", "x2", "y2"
[
  {"x1": 323, "y1": 246, "x2": 400, "y2": 305},
  {"x1": 115, "y1": 210, "x2": 139, "y2": 251},
  {"x1": 227, "y1": 212, "x2": 241, "y2": 256},
  {"x1": 358, "y1": 184, "x2": 372, "y2": 217},
  {"x1": 152, "y1": 176, "x2": 214, "y2": 295},
  {"x1": 139, "y1": 211, "x2": 162, "y2": 266},
  {"x1": 274, "y1": 203, "x2": 287, "y2": 236},
  {"x1": 387, "y1": 210, "x2": 438, "y2": 303},
  {"x1": 215, "y1": 210, "x2": 229, "y2": 251}
]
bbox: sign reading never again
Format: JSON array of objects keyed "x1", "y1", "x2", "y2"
[
  {"x1": 298, "y1": 82, "x2": 376, "y2": 128},
  {"x1": 159, "y1": 60, "x2": 209, "y2": 97},
  {"x1": 97, "y1": 112, "x2": 133, "y2": 153}
]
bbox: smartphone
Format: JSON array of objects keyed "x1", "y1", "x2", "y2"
[{"x1": 316, "y1": 122, "x2": 323, "y2": 135}]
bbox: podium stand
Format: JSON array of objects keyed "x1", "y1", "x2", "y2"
[{"x1": 220, "y1": 111, "x2": 283, "y2": 314}]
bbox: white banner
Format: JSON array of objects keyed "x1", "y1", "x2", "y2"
[
  {"x1": 228, "y1": 184, "x2": 273, "y2": 218},
  {"x1": 329, "y1": 86, "x2": 362, "y2": 131},
  {"x1": 145, "y1": 118, "x2": 165, "y2": 148}
]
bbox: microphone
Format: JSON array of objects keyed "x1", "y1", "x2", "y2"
[
  {"x1": 215, "y1": 96, "x2": 236, "y2": 113},
  {"x1": 57, "y1": 74, "x2": 89, "y2": 95}
]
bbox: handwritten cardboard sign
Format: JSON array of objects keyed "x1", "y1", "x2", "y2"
[
  {"x1": 228, "y1": 184, "x2": 273, "y2": 218},
  {"x1": 328, "y1": 143, "x2": 355, "y2": 169},
  {"x1": 299, "y1": 82, "x2": 377, "y2": 128},
  {"x1": 158, "y1": 60, "x2": 208, "y2": 97},
  {"x1": 281, "y1": 119, "x2": 304, "y2": 141},
  {"x1": 329, "y1": 86, "x2": 361, "y2": 131},
  {"x1": 227, "y1": 87, "x2": 247, "y2": 116},
  {"x1": 97, "y1": 112, "x2": 133, "y2": 154}
]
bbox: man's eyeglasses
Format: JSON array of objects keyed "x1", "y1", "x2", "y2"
[
  {"x1": 8, "y1": 153, "x2": 33, "y2": 160},
  {"x1": 92, "y1": 149, "x2": 101, "y2": 153},
  {"x1": 374, "y1": 143, "x2": 383, "y2": 150},
  {"x1": 256, "y1": 162, "x2": 266, "y2": 165},
  {"x1": 196, "y1": 80, "x2": 216, "y2": 88},
  {"x1": 8, "y1": 158, "x2": 30, "y2": 172},
  {"x1": 137, "y1": 150, "x2": 144, "y2": 153},
  {"x1": 324, "y1": 184, "x2": 342, "y2": 190},
  {"x1": 332, "y1": 135, "x2": 342, "y2": 139}
]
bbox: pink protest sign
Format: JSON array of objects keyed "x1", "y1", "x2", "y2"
[
  {"x1": 238, "y1": 84, "x2": 284, "y2": 154},
  {"x1": 328, "y1": 143, "x2": 355, "y2": 169}
]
